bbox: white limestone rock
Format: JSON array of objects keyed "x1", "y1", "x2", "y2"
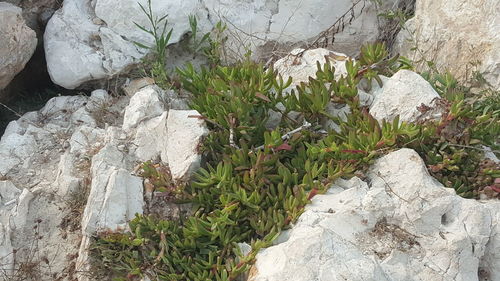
[
  {"x1": 0, "y1": 181, "x2": 22, "y2": 275},
  {"x1": 0, "y1": 132, "x2": 37, "y2": 176},
  {"x1": 44, "y1": 0, "x2": 392, "y2": 89},
  {"x1": 163, "y1": 110, "x2": 208, "y2": 181},
  {"x1": 81, "y1": 144, "x2": 143, "y2": 235},
  {"x1": 122, "y1": 85, "x2": 166, "y2": 131},
  {"x1": 274, "y1": 48, "x2": 349, "y2": 90},
  {"x1": 0, "y1": 2, "x2": 37, "y2": 92},
  {"x1": 133, "y1": 112, "x2": 168, "y2": 162},
  {"x1": 249, "y1": 149, "x2": 500, "y2": 281},
  {"x1": 69, "y1": 125, "x2": 106, "y2": 154},
  {"x1": 132, "y1": 109, "x2": 207, "y2": 180},
  {"x1": 206, "y1": 0, "x2": 393, "y2": 61},
  {"x1": 10, "y1": 188, "x2": 34, "y2": 231},
  {"x1": 0, "y1": 181, "x2": 22, "y2": 206},
  {"x1": 85, "y1": 89, "x2": 112, "y2": 112},
  {"x1": 44, "y1": 0, "x2": 205, "y2": 89},
  {"x1": 71, "y1": 107, "x2": 97, "y2": 127},
  {"x1": 323, "y1": 102, "x2": 350, "y2": 133},
  {"x1": 54, "y1": 152, "x2": 82, "y2": 197},
  {"x1": 393, "y1": 0, "x2": 500, "y2": 89},
  {"x1": 369, "y1": 70, "x2": 440, "y2": 123}
]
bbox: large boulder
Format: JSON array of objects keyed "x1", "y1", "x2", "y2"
[
  {"x1": 393, "y1": 0, "x2": 500, "y2": 89},
  {"x1": 0, "y1": 2, "x2": 37, "y2": 98},
  {"x1": 44, "y1": 0, "x2": 394, "y2": 89},
  {"x1": 3, "y1": 0, "x2": 60, "y2": 36},
  {"x1": 249, "y1": 148, "x2": 500, "y2": 281},
  {"x1": 43, "y1": 0, "x2": 206, "y2": 89}
]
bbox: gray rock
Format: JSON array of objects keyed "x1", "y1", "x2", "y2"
[
  {"x1": 393, "y1": 0, "x2": 500, "y2": 90},
  {"x1": 274, "y1": 48, "x2": 349, "y2": 90},
  {"x1": 132, "y1": 112, "x2": 168, "y2": 162},
  {"x1": 163, "y1": 110, "x2": 208, "y2": 181},
  {"x1": 81, "y1": 144, "x2": 143, "y2": 235},
  {"x1": 44, "y1": 0, "x2": 394, "y2": 89},
  {"x1": 249, "y1": 149, "x2": 500, "y2": 281},
  {"x1": 122, "y1": 85, "x2": 166, "y2": 131},
  {"x1": 0, "y1": 3, "x2": 37, "y2": 95},
  {"x1": 369, "y1": 70, "x2": 440, "y2": 123}
]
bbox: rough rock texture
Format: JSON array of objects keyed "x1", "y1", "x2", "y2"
[
  {"x1": 80, "y1": 144, "x2": 143, "y2": 235},
  {"x1": 44, "y1": 0, "x2": 393, "y2": 89},
  {"x1": 369, "y1": 69, "x2": 440, "y2": 122},
  {"x1": 43, "y1": 0, "x2": 207, "y2": 89},
  {"x1": 249, "y1": 149, "x2": 500, "y2": 281},
  {"x1": 0, "y1": 2, "x2": 37, "y2": 96},
  {"x1": 122, "y1": 86, "x2": 166, "y2": 131},
  {"x1": 274, "y1": 48, "x2": 349, "y2": 89},
  {"x1": 164, "y1": 110, "x2": 209, "y2": 180},
  {"x1": 393, "y1": 0, "x2": 500, "y2": 89},
  {"x1": 4, "y1": 0, "x2": 60, "y2": 37},
  {"x1": 0, "y1": 84, "x2": 207, "y2": 280}
]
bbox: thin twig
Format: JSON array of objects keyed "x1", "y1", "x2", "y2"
[
  {"x1": 253, "y1": 120, "x2": 312, "y2": 151},
  {"x1": 297, "y1": 0, "x2": 367, "y2": 56},
  {"x1": 0, "y1": 102, "x2": 23, "y2": 119}
]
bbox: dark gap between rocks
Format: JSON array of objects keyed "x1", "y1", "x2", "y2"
[{"x1": 0, "y1": 44, "x2": 80, "y2": 136}]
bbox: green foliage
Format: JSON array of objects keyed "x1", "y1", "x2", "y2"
[
  {"x1": 134, "y1": 0, "x2": 173, "y2": 88},
  {"x1": 90, "y1": 43, "x2": 499, "y2": 280},
  {"x1": 407, "y1": 81, "x2": 500, "y2": 198},
  {"x1": 186, "y1": 16, "x2": 228, "y2": 67},
  {"x1": 187, "y1": 15, "x2": 211, "y2": 56}
]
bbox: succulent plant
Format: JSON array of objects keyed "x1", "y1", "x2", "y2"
[{"x1": 90, "y1": 43, "x2": 499, "y2": 280}]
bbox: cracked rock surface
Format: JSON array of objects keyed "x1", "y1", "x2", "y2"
[
  {"x1": 0, "y1": 2, "x2": 37, "y2": 98},
  {"x1": 44, "y1": 0, "x2": 393, "y2": 89},
  {"x1": 0, "y1": 84, "x2": 207, "y2": 280},
  {"x1": 393, "y1": 0, "x2": 500, "y2": 90},
  {"x1": 249, "y1": 149, "x2": 500, "y2": 281}
]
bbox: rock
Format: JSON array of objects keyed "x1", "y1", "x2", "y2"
[
  {"x1": 0, "y1": 3, "x2": 37, "y2": 97},
  {"x1": 122, "y1": 85, "x2": 166, "y2": 131},
  {"x1": 122, "y1": 77, "x2": 155, "y2": 97},
  {"x1": 132, "y1": 108, "x2": 207, "y2": 180},
  {"x1": 369, "y1": 70, "x2": 440, "y2": 123},
  {"x1": 44, "y1": 0, "x2": 392, "y2": 89},
  {"x1": 0, "y1": 132, "x2": 38, "y2": 176},
  {"x1": 54, "y1": 152, "x2": 82, "y2": 197},
  {"x1": 81, "y1": 144, "x2": 143, "y2": 235},
  {"x1": 249, "y1": 148, "x2": 500, "y2": 281},
  {"x1": 39, "y1": 95, "x2": 88, "y2": 121},
  {"x1": 393, "y1": 0, "x2": 500, "y2": 89},
  {"x1": 163, "y1": 110, "x2": 208, "y2": 180},
  {"x1": 209, "y1": 0, "x2": 394, "y2": 61},
  {"x1": 274, "y1": 48, "x2": 349, "y2": 89},
  {"x1": 0, "y1": 181, "x2": 22, "y2": 276},
  {"x1": 10, "y1": 188, "x2": 34, "y2": 230},
  {"x1": 323, "y1": 102, "x2": 350, "y2": 133},
  {"x1": 0, "y1": 181, "x2": 22, "y2": 205},
  {"x1": 3, "y1": 0, "x2": 60, "y2": 37},
  {"x1": 69, "y1": 125, "x2": 106, "y2": 155},
  {"x1": 85, "y1": 89, "x2": 112, "y2": 112},
  {"x1": 483, "y1": 146, "x2": 500, "y2": 163},
  {"x1": 44, "y1": 0, "x2": 204, "y2": 89},
  {"x1": 71, "y1": 107, "x2": 97, "y2": 127},
  {"x1": 133, "y1": 112, "x2": 168, "y2": 162}
]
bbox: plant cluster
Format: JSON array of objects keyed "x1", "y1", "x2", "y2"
[
  {"x1": 90, "y1": 40, "x2": 499, "y2": 280},
  {"x1": 409, "y1": 72, "x2": 500, "y2": 198},
  {"x1": 134, "y1": 0, "x2": 228, "y2": 89}
]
